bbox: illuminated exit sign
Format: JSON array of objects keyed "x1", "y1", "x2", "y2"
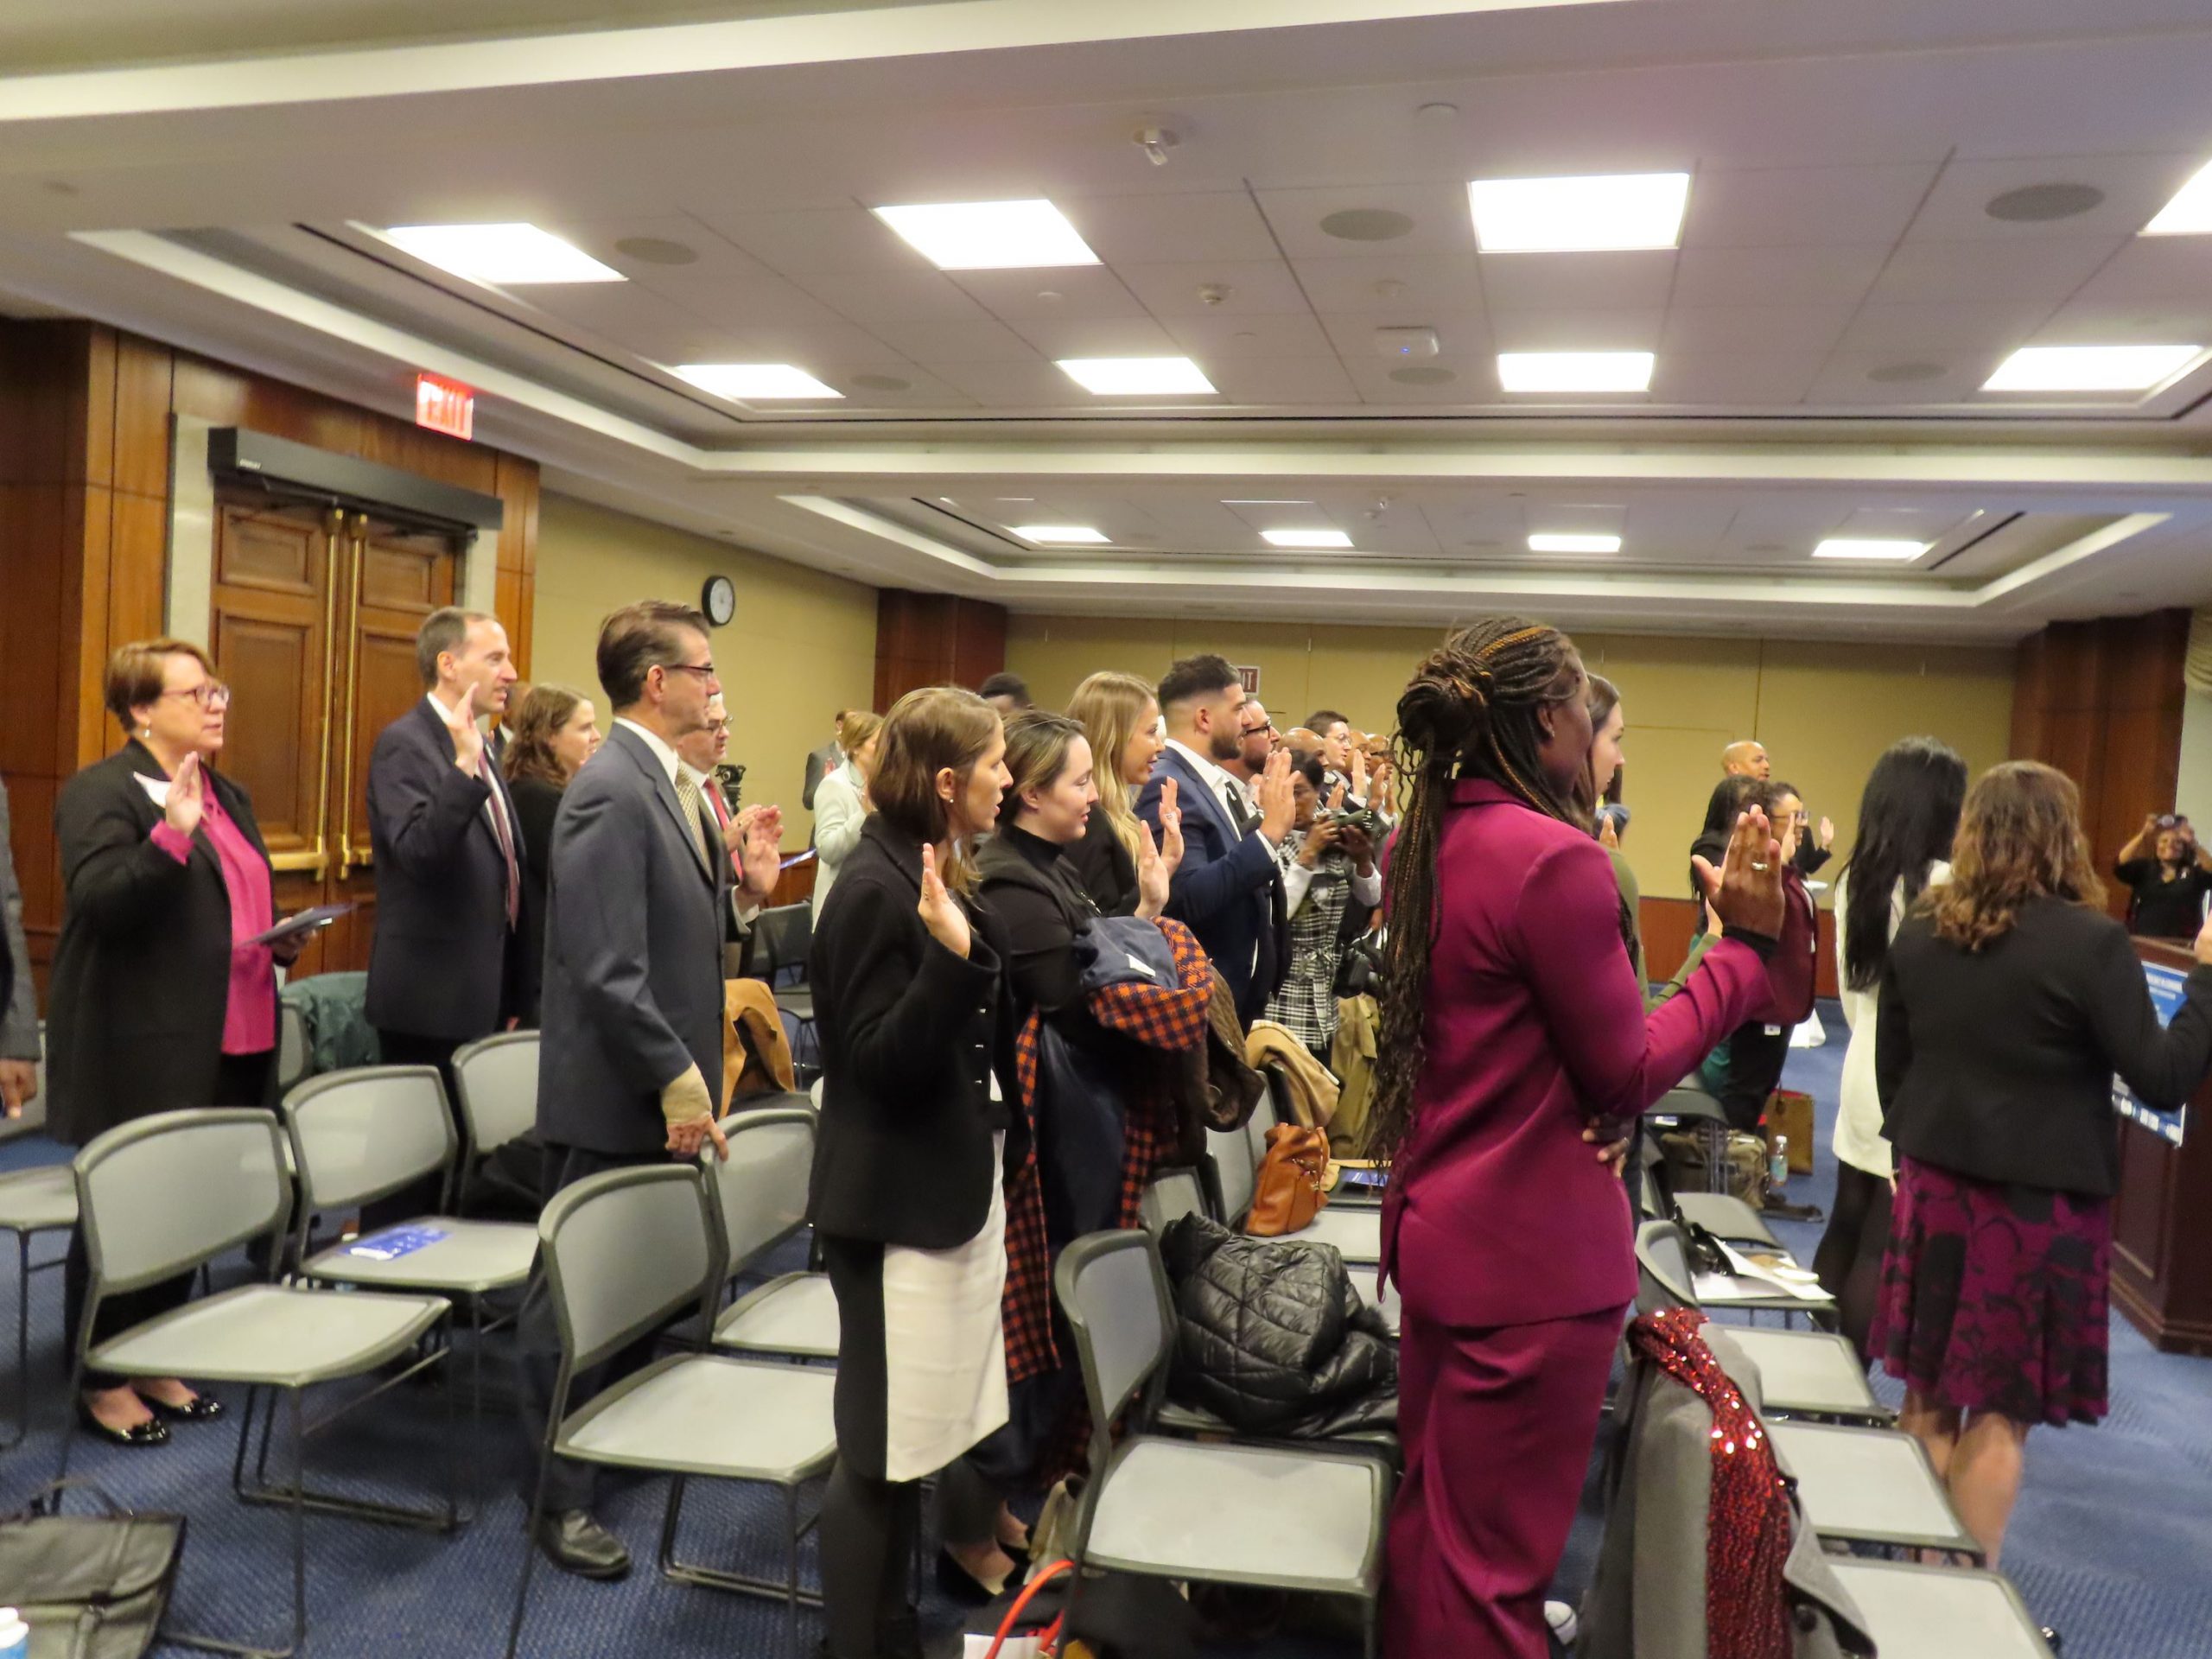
[{"x1": 415, "y1": 373, "x2": 475, "y2": 440}]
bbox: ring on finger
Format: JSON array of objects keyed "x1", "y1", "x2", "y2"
[{"x1": 1749, "y1": 861, "x2": 1770, "y2": 872}]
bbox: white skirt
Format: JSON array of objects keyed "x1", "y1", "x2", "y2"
[{"x1": 879, "y1": 1132, "x2": 1010, "y2": 1481}]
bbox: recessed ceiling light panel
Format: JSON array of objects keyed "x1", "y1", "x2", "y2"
[
  {"x1": 1981, "y1": 344, "x2": 2200, "y2": 391},
  {"x1": 382, "y1": 223, "x2": 624, "y2": 283},
  {"x1": 1812, "y1": 538, "x2": 1928, "y2": 561},
  {"x1": 1261, "y1": 529, "x2": 1353, "y2": 549},
  {"x1": 1528, "y1": 533, "x2": 1622, "y2": 553},
  {"x1": 1056, "y1": 357, "x2": 1217, "y2": 395},
  {"x1": 871, "y1": 200, "x2": 1099, "y2": 270},
  {"x1": 1497, "y1": 351, "x2": 1655, "y2": 392},
  {"x1": 2142, "y1": 160, "x2": 2212, "y2": 236},
  {"x1": 1468, "y1": 172, "x2": 1690, "y2": 252},
  {"x1": 672, "y1": 363, "x2": 842, "y2": 399},
  {"x1": 1012, "y1": 525, "x2": 1110, "y2": 544}
]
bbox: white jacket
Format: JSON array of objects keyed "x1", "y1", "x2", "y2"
[
  {"x1": 810, "y1": 760, "x2": 868, "y2": 913},
  {"x1": 1832, "y1": 860, "x2": 1950, "y2": 1179}
]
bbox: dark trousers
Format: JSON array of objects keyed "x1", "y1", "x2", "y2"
[
  {"x1": 365, "y1": 1028, "x2": 470, "y2": 1232},
  {"x1": 1812, "y1": 1161, "x2": 1895, "y2": 1363},
  {"x1": 68, "y1": 1051, "x2": 273, "y2": 1392},
  {"x1": 1384, "y1": 1304, "x2": 1623, "y2": 1659},
  {"x1": 512, "y1": 1141, "x2": 665, "y2": 1515},
  {"x1": 1717, "y1": 1020, "x2": 1792, "y2": 1135}
]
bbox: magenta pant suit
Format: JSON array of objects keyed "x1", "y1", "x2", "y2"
[{"x1": 1379, "y1": 780, "x2": 1777, "y2": 1657}]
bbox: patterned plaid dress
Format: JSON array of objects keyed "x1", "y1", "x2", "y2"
[{"x1": 1265, "y1": 828, "x2": 1358, "y2": 1051}]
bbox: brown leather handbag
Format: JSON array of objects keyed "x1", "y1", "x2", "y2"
[{"x1": 1245, "y1": 1122, "x2": 1331, "y2": 1236}]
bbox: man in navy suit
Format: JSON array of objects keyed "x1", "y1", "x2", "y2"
[
  {"x1": 1137, "y1": 654, "x2": 1294, "y2": 1023},
  {"x1": 363, "y1": 606, "x2": 522, "y2": 1228}
]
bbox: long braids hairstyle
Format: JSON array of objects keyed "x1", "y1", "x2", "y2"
[{"x1": 1365, "y1": 618, "x2": 1596, "y2": 1159}]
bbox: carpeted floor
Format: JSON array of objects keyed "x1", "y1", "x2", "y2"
[{"x1": 2, "y1": 1002, "x2": 2207, "y2": 1656}]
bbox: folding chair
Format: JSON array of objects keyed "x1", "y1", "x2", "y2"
[
  {"x1": 749, "y1": 903, "x2": 816, "y2": 1037},
  {"x1": 507, "y1": 1163, "x2": 836, "y2": 1659},
  {"x1": 1054, "y1": 1229, "x2": 1390, "y2": 1656},
  {"x1": 283, "y1": 1066, "x2": 538, "y2": 1504},
  {"x1": 705, "y1": 1101, "x2": 837, "y2": 1360},
  {"x1": 1824, "y1": 1560, "x2": 2056, "y2": 1659},
  {"x1": 1137, "y1": 1166, "x2": 1207, "y2": 1237},
  {"x1": 60, "y1": 1109, "x2": 451, "y2": 1658},
  {"x1": 1766, "y1": 1420, "x2": 1982, "y2": 1560},
  {"x1": 1634, "y1": 1220, "x2": 1880, "y2": 1421},
  {"x1": 450, "y1": 1029, "x2": 541, "y2": 1214},
  {"x1": 1206, "y1": 1102, "x2": 1380, "y2": 1263},
  {"x1": 0, "y1": 1164, "x2": 74, "y2": 1449},
  {"x1": 275, "y1": 1001, "x2": 310, "y2": 1095}
]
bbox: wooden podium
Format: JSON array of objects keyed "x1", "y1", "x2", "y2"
[{"x1": 2110, "y1": 938, "x2": 2212, "y2": 1355}]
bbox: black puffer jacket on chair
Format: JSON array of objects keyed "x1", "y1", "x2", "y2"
[{"x1": 1158, "y1": 1214, "x2": 1397, "y2": 1439}]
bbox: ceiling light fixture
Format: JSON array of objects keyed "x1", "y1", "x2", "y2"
[
  {"x1": 1262, "y1": 529, "x2": 1353, "y2": 549},
  {"x1": 1467, "y1": 172, "x2": 1690, "y2": 252},
  {"x1": 1056, "y1": 357, "x2": 1217, "y2": 395},
  {"x1": 1012, "y1": 525, "x2": 1110, "y2": 544},
  {"x1": 1528, "y1": 533, "x2": 1622, "y2": 554},
  {"x1": 1812, "y1": 538, "x2": 1927, "y2": 562},
  {"x1": 1497, "y1": 351, "x2": 1655, "y2": 392},
  {"x1": 2142, "y1": 160, "x2": 2212, "y2": 235},
  {"x1": 381, "y1": 223, "x2": 624, "y2": 283},
  {"x1": 1981, "y1": 343, "x2": 2201, "y2": 391},
  {"x1": 871, "y1": 200, "x2": 1099, "y2": 270},
  {"x1": 672, "y1": 363, "x2": 842, "y2": 399}
]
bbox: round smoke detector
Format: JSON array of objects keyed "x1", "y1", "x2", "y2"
[
  {"x1": 1984, "y1": 182, "x2": 2104, "y2": 223},
  {"x1": 1320, "y1": 208, "x2": 1415, "y2": 242},
  {"x1": 613, "y1": 236, "x2": 699, "y2": 265}
]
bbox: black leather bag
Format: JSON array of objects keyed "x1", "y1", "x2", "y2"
[{"x1": 0, "y1": 1482, "x2": 184, "y2": 1659}]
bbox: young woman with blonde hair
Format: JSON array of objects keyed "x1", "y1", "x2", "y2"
[{"x1": 1063, "y1": 670, "x2": 1165, "y2": 916}]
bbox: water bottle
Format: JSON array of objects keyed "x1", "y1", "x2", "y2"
[
  {"x1": 1769, "y1": 1135, "x2": 1789, "y2": 1189},
  {"x1": 0, "y1": 1605, "x2": 29, "y2": 1659}
]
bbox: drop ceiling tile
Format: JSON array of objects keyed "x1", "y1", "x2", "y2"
[
  {"x1": 1290, "y1": 253, "x2": 1480, "y2": 315},
  {"x1": 682, "y1": 314, "x2": 905, "y2": 364},
  {"x1": 697, "y1": 206, "x2": 936, "y2": 275},
  {"x1": 1660, "y1": 304, "x2": 1856, "y2": 355},
  {"x1": 1205, "y1": 358, "x2": 1362, "y2": 404},
  {"x1": 512, "y1": 283, "x2": 760, "y2": 362},
  {"x1": 1902, "y1": 152, "x2": 2209, "y2": 242},
  {"x1": 1833, "y1": 300, "x2": 2057, "y2": 354},
  {"x1": 816, "y1": 367, "x2": 979, "y2": 409},
  {"x1": 1866, "y1": 237, "x2": 2121, "y2": 304},
  {"x1": 1478, "y1": 251, "x2": 1676, "y2": 312},
  {"x1": 1338, "y1": 359, "x2": 1498, "y2": 405},
  {"x1": 1252, "y1": 182, "x2": 1478, "y2": 259},
  {"x1": 1114, "y1": 260, "x2": 1311, "y2": 317},
  {"x1": 1681, "y1": 162, "x2": 1940, "y2": 248},
  {"x1": 1803, "y1": 353, "x2": 2004, "y2": 404},
  {"x1": 925, "y1": 359, "x2": 1095, "y2": 407},
  {"x1": 2030, "y1": 297, "x2": 2212, "y2": 345},
  {"x1": 1486, "y1": 308, "x2": 1664, "y2": 352},
  {"x1": 2066, "y1": 236, "x2": 2212, "y2": 304},
  {"x1": 1834, "y1": 505, "x2": 1973, "y2": 540},
  {"x1": 1061, "y1": 192, "x2": 1283, "y2": 264},
  {"x1": 868, "y1": 316, "x2": 1039, "y2": 362},
  {"x1": 1670, "y1": 245, "x2": 1891, "y2": 306},
  {"x1": 1004, "y1": 315, "x2": 1183, "y2": 359},
  {"x1": 1159, "y1": 311, "x2": 1335, "y2": 359},
  {"x1": 1316, "y1": 311, "x2": 1491, "y2": 360},
  {"x1": 1649, "y1": 352, "x2": 1829, "y2": 405},
  {"x1": 1621, "y1": 499, "x2": 1739, "y2": 546},
  {"x1": 949, "y1": 265, "x2": 1149, "y2": 321},
  {"x1": 803, "y1": 269, "x2": 995, "y2": 324}
]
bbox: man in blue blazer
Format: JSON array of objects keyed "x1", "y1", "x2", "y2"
[{"x1": 1138, "y1": 654, "x2": 1294, "y2": 1023}]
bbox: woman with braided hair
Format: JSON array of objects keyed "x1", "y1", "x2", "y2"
[{"x1": 1370, "y1": 617, "x2": 1789, "y2": 1659}]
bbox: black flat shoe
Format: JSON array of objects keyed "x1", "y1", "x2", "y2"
[
  {"x1": 143, "y1": 1390, "x2": 224, "y2": 1424},
  {"x1": 75, "y1": 1397, "x2": 170, "y2": 1448},
  {"x1": 933, "y1": 1548, "x2": 1010, "y2": 1605},
  {"x1": 532, "y1": 1508, "x2": 630, "y2": 1580}
]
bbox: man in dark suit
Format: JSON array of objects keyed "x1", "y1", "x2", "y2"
[
  {"x1": 362, "y1": 606, "x2": 521, "y2": 1228},
  {"x1": 519, "y1": 601, "x2": 782, "y2": 1579},
  {"x1": 0, "y1": 780, "x2": 39, "y2": 1121},
  {"x1": 1138, "y1": 654, "x2": 1294, "y2": 1024},
  {"x1": 802, "y1": 710, "x2": 850, "y2": 812}
]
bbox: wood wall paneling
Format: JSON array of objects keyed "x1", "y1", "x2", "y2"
[
  {"x1": 873, "y1": 588, "x2": 1008, "y2": 709},
  {"x1": 1639, "y1": 895, "x2": 1840, "y2": 1001}
]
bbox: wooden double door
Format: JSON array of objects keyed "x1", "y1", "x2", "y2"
[{"x1": 207, "y1": 496, "x2": 466, "y2": 976}]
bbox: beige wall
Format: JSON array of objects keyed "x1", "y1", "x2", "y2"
[
  {"x1": 531, "y1": 493, "x2": 879, "y2": 834},
  {"x1": 1004, "y1": 616, "x2": 2016, "y2": 906}
]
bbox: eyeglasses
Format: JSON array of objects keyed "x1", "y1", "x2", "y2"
[
  {"x1": 162, "y1": 682, "x2": 232, "y2": 709},
  {"x1": 661, "y1": 662, "x2": 719, "y2": 682},
  {"x1": 1242, "y1": 717, "x2": 1275, "y2": 736}
]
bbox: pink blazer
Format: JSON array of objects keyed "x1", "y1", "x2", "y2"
[{"x1": 1382, "y1": 780, "x2": 1776, "y2": 1328}]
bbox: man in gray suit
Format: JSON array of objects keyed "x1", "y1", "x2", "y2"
[
  {"x1": 0, "y1": 781, "x2": 40, "y2": 1119},
  {"x1": 518, "y1": 600, "x2": 783, "y2": 1579},
  {"x1": 801, "y1": 709, "x2": 849, "y2": 812}
]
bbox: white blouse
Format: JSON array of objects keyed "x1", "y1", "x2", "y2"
[{"x1": 1832, "y1": 859, "x2": 1950, "y2": 1179}]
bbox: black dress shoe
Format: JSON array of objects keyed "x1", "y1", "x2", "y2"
[
  {"x1": 75, "y1": 1396, "x2": 170, "y2": 1448},
  {"x1": 531, "y1": 1509, "x2": 630, "y2": 1580},
  {"x1": 934, "y1": 1548, "x2": 1009, "y2": 1605},
  {"x1": 143, "y1": 1390, "x2": 224, "y2": 1424}
]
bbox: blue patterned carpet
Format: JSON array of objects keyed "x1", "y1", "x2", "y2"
[{"x1": 2, "y1": 1002, "x2": 2207, "y2": 1656}]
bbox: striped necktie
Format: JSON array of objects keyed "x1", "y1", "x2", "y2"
[{"x1": 673, "y1": 771, "x2": 712, "y2": 870}]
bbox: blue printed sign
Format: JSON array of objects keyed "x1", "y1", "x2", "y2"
[
  {"x1": 2114, "y1": 962, "x2": 2190, "y2": 1147},
  {"x1": 344, "y1": 1225, "x2": 450, "y2": 1262}
]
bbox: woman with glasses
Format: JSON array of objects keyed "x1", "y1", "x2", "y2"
[{"x1": 48, "y1": 639, "x2": 299, "y2": 1448}]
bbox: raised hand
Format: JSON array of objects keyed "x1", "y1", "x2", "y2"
[
  {"x1": 445, "y1": 683, "x2": 484, "y2": 776},
  {"x1": 1256, "y1": 749, "x2": 1295, "y2": 844},
  {"x1": 1818, "y1": 815, "x2": 1836, "y2": 849},
  {"x1": 1351, "y1": 747, "x2": 1369, "y2": 799},
  {"x1": 2194, "y1": 906, "x2": 2212, "y2": 968},
  {"x1": 1135, "y1": 822, "x2": 1172, "y2": 920},
  {"x1": 164, "y1": 751, "x2": 206, "y2": 839},
  {"x1": 1327, "y1": 780, "x2": 1347, "y2": 812},
  {"x1": 917, "y1": 842, "x2": 971, "y2": 959},
  {"x1": 737, "y1": 804, "x2": 785, "y2": 898},
  {"x1": 1598, "y1": 814, "x2": 1620, "y2": 851},
  {"x1": 1156, "y1": 778, "x2": 1185, "y2": 876},
  {"x1": 1709, "y1": 806, "x2": 1786, "y2": 938}
]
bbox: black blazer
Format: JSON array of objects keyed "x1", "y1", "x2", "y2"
[
  {"x1": 1878, "y1": 896, "x2": 2212, "y2": 1196},
  {"x1": 537, "y1": 724, "x2": 733, "y2": 1157},
  {"x1": 506, "y1": 772, "x2": 566, "y2": 1027},
  {"x1": 1067, "y1": 809, "x2": 1140, "y2": 918},
  {"x1": 46, "y1": 742, "x2": 276, "y2": 1146},
  {"x1": 365, "y1": 698, "x2": 523, "y2": 1040},
  {"x1": 808, "y1": 818, "x2": 1020, "y2": 1250}
]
